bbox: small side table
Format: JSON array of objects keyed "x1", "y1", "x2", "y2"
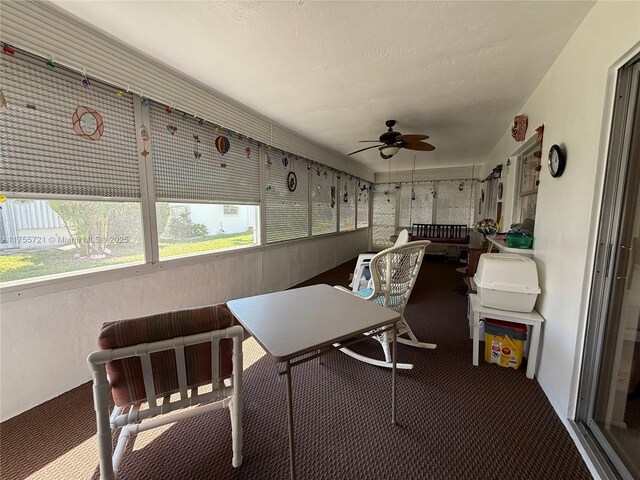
[{"x1": 468, "y1": 294, "x2": 544, "y2": 379}]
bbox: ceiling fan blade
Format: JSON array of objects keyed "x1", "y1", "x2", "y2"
[
  {"x1": 402, "y1": 141, "x2": 436, "y2": 152},
  {"x1": 348, "y1": 144, "x2": 383, "y2": 155},
  {"x1": 359, "y1": 140, "x2": 383, "y2": 143},
  {"x1": 396, "y1": 134, "x2": 429, "y2": 142}
]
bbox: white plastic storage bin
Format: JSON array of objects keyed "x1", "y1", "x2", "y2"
[{"x1": 473, "y1": 253, "x2": 541, "y2": 312}]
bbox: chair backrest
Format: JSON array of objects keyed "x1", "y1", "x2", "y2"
[
  {"x1": 394, "y1": 229, "x2": 410, "y2": 247},
  {"x1": 367, "y1": 240, "x2": 431, "y2": 315}
]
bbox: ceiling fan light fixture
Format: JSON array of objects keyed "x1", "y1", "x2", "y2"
[{"x1": 380, "y1": 145, "x2": 400, "y2": 157}]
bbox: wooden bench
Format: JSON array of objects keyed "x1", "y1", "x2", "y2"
[{"x1": 410, "y1": 223, "x2": 470, "y2": 260}]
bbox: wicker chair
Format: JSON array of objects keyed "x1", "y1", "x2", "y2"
[
  {"x1": 336, "y1": 240, "x2": 436, "y2": 369},
  {"x1": 87, "y1": 304, "x2": 244, "y2": 479},
  {"x1": 349, "y1": 229, "x2": 410, "y2": 292}
]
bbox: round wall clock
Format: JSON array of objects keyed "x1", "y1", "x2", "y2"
[{"x1": 548, "y1": 144, "x2": 566, "y2": 178}]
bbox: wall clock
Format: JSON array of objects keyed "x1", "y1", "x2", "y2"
[
  {"x1": 287, "y1": 171, "x2": 297, "y2": 192},
  {"x1": 548, "y1": 144, "x2": 566, "y2": 178}
]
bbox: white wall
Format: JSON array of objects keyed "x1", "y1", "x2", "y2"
[
  {"x1": 482, "y1": 1, "x2": 639, "y2": 417},
  {"x1": 0, "y1": 230, "x2": 368, "y2": 421}
]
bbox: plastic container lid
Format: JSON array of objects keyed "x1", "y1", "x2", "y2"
[{"x1": 484, "y1": 319, "x2": 528, "y2": 340}]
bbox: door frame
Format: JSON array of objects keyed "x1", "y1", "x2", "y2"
[{"x1": 574, "y1": 56, "x2": 640, "y2": 480}]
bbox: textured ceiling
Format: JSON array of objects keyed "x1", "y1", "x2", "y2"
[{"x1": 53, "y1": 1, "x2": 594, "y2": 173}]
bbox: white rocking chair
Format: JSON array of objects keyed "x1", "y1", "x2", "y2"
[
  {"x1": 336, "y1": 240, "x2": 436, "y2": 369},
  {"x1": 349, "y1": 229, "x2": 410, "y2": 292},
  {"x1": 87, "y1": 305, "x2": 244, "y2": 479}
]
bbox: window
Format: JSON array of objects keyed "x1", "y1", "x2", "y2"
[
  {"x1": 372, "y1": 188, "x2": 396, "y2": 248},
  {"x1": 435, "y1": 180, "x2": 476, "y2": 226},
  {"x1": 516, "y1": 144, "x2": 540, "y2": 223},
  {"x1": 399, "y1": 182, "x2": 434, "y2": 228},
  {"x1": 149, "y1": 101, "x2": 260, "y2": 257},
  {"x1": 156, "y1": 202, "x2": 258, "y2": 259},
  {"x1": 0, "y1": 50, "x2": 144, "y2": 283},
  {"x1": 356, "y1": 181, "x2": 370, "y2": 229},
  {"x1": 223, "y1": 205, "x2": 239, "y2": 216},
  {"x1": 265, "y1": 153, "x2": 309, "y2": 243},
  {"x1": 311, "y1": 166, "x2": 337, "y2": 236},
  {"x1": 339, "y1": 175, "x2": 356, "y2": 232}
]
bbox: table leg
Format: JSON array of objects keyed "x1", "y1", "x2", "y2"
[
  {"x1": 392, "y1": 322, "x2": 397, "y2": 425},
  {"x1": 284, "y1": 360, "x2": 296, "y2": 480},
  {"x1": 526, "y1": 323, "x2": 541, "y2": 379},
  {"x1": 472, "y1": 313, "x2": 480, "y2": 367}
]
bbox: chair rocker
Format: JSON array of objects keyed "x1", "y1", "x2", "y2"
[
  {"x1": 336, "y1": 240, "x2": 436, "y2": 369},
  {"x1": 87, "y1": 304, "x2": 244, "y2": 480}
]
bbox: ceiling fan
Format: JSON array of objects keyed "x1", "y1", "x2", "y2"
[{"x1": 347, "y1": 120, "x2": 435, "y2": 159}]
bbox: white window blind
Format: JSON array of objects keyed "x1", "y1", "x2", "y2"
[
  {"x1": 149, "y1": 101, "x2": 260, "y2": 204},
  {"x1": 265, "y1": 153, "x2": 309, "y2": 243},
  {"x1": 372, "y1": 189, "x2": 396, "y2": 248},
  {"x1": 435, "y1": 180, "x2": 475, "y2": 226},
  {"x1": 339, "y1": 175, "x2": 356, "y2": 232},
  {"x1": 0, "y1": 50, "x2": 139, "y2": 198},
  {"x1": 311, "y1": 166, "x2": 337, "y2": 236},
  {"x1": 356, "y1": 181, "x2": 370, "y2": 228},
  {"x1": 399, "y1": 182, "x2": 434, "y2": 227}
]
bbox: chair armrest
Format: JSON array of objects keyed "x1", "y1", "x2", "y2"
[{"x1": 334, "y1": 285, "x2": 365, "y2": 297}]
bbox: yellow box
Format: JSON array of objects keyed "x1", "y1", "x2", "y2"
[{"x1": 484, "y1": 333, "x2": 525, "y2": 369}]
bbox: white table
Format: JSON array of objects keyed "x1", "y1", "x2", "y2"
[
  {"x1": 468, "y1": 294, "x2": 544, "y2": 379},
  {"x1": 228, "y1": 284, "x2": 401, "y2": 480}
]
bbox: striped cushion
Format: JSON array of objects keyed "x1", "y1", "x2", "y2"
[{"x1": 98, "y1": 304, "x2": 235, "y2": 407}]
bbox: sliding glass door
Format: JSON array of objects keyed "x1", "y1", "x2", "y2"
[{"x1": 577, "y1": 58, "x2": 640, "y2": 480}]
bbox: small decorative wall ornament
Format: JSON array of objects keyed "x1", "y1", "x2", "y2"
[
  {"x1": 316, "y1": 166, "x2": 322, "y2": 176},
  {"x1": 81, "y1": 76, "x2": 90, "y2": 88},
  {"x1": 181, "y1": 112, "x2": 188, "y2": 120},
  {"x1": 411, "y1": 189, "x2": 416, "y2": 201},
  {"x1": 287, "y1": 171, "x2": 298, "y2": 192},
  {"x1": 140, "y1": 149, "x2": 150, "y2": 158},
  {"x1": 265, "y1": 155, "x2": 272, "y2": 167},
  {"x1": 141, "y1": 98, "x2": 148, "y2": 108},
  {"x1": 511, "y1": 114, "x2": 527, "y2": 142},
  {"x1": 330, "y1": 186, "x2": 336, "y2": 208},
  {"x1": 167, "y1": 124, "x2": 177, "y2": 135},
  {"x1": 458, "y1": 182, "x2": 464, "y2": 191},
  {"x1": 72, "y1": 106, "x2": 104, "y2": 141},
  {"x1": 198, "y1": 118, "x2": 205, "y2": 126},
  {"x1": 215, "y1": 136, "x2": 230, "y2": 155},
  {"x1": 0, "y1": 89, "x2": 6, "y2": 109},
  {"x1": 46, "y1": 60, "x2": 56, "y2": 70},
  {"x1": 316, "y1": 184, "x2": 322, "y2": 193},
  {"x1": 220, "y1": 162, "x2": 227, "y2": 168},
  {"x1": 193, "y1": 134, "x2": 201, "y2": 160},
  {"x1": 245, "y1": 147, "x2": 251, "y2": 158},
  {"x1": 139, "y1": 124, "x2": 150, "y2": 141},
  {"x1": 115, "y1": 89, "x2": 123, "y2": 97},
  {"x1": 2, "y1": 45, "x2": 15, "y2": 56},
  {"x1": 282, "y1": 156, "x2": 289, "y2": 168},
  {"x1": 165, "y1": 106, "x2": 174, "y2": 115}
]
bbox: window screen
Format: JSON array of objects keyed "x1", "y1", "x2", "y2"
[
  {"x1": 435, "y1": 180, "x2": 475, "y2": 226},
  {"x1": 149, "y1": 101, "x2": 260, "y2": 204},
  {"x1": 265, "y1": 152, "x2": 309, "y2": 243},
  {"x1": 372, "y1": 188, "x2": 396, "y2": 248},
  {"x1": 356, "y1": 181, "x2": 370, "y2": 229},
  {"x1": 399, "y1": 182, "x2": 434, "y2": 227},
  {"x1": 0, "y1": 50, "x2": 139, "y2": 198},
  {"x1": 339, "y1": 175, "x2": 356, "y2": 232},
  {"x1": 311, "y1": 166, "x2": 337, "y2": 236}
]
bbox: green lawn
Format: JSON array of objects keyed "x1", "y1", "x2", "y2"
[{"x1": 0, "y1": 232, "x2": 255, "y2": 282}]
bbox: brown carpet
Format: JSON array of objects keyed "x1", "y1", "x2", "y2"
[{"x1": 0, "y1": 258, "x2": 592, "y2": 480}]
